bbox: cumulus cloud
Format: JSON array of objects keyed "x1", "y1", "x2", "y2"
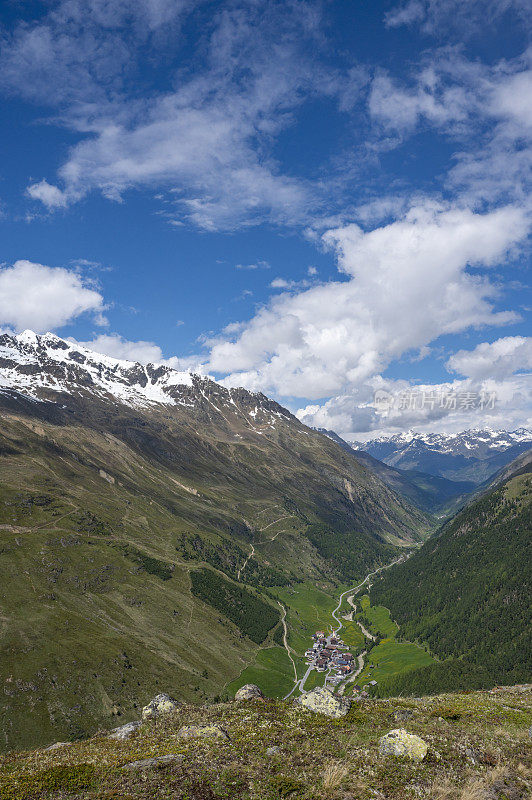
[
  {"x1": 208, "y1": 204, "x2": 528, "y2": 399},
  {"x1": 447, "y1": 336, "x2": 532, "y2": 380},
  {"x1": 0, "y1": 260, "x2": 106, "y2": 333},
  {"x1": 26, "y1": 180, "x2": 69, "y2": 209},
  {"x1": 72, "y1": 332, "x2": 199, "y2": 370},
  {"x1": 297, "y1": 373, "x2": 532, "y2": 439}
]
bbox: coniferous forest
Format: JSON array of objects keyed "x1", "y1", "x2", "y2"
[{"x1": 371, "y1": 467, "x2": 532, "y2": 695}]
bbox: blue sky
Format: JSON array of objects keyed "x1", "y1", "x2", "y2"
[{"x1": 0, "y1": 0, "x2": 531, "y2": 437}]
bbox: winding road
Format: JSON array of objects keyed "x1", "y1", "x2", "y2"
[{"x1": 282, "y1": 554, "x2": 407, "y2": 700}]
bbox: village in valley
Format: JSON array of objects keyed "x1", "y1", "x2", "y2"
[{"x1": 304, "y1": 629, "x2": 377, "y2": 696}]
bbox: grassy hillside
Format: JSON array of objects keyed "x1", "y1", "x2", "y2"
[
  {"x1": 371, "y1": 454, "x2": 532, "y2": 696},
  {"x1": 0, "y1": 389, "x2": 430, "y2": 751},
  {"x1": 0, "y1": 686, "x2": 529, "y2": 800}
]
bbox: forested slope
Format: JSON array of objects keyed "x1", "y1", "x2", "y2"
[{"x1": 371, "y1": 452, "x2": 532, "y2": 696}]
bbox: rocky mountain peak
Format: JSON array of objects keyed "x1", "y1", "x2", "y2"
[{"x1": 0, "y1": 331, "x2": 293, "y2": 428}]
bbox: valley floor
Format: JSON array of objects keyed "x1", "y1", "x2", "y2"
[{"x1": 228, "y1": 554, "x2": 433, "y2": 702}]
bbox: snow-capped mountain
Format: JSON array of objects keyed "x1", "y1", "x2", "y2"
[
  {"x1": 0, "y1": 330, "x2": 291, "y2": 428},
  {"x1": 350, "y1": 428, "x2": 532, "y2": 485}
]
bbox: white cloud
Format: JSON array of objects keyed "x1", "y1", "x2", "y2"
[
  {"x1": 0, "y1": 260, "x2": 106, "y2": 333},
  {"x1": 369, "y1": 71, "x2": 470, "y2": 133},
  {"x1": 235, "y1": 260, "x2": 271, "y2": 270},
  {"x1": 447, "y1": 336, "x2": 532, "y2": 380},
  {"x1": 72, "y1": 332, "x2": 192, "y2": 369},
  {"x1": 368, "y1": 52, "x2": 532, "y2": 209},
  {"x1": 296, "y1": 373, "x2": 532, "y2": 440},
  {"x1": 0, "y1": 0, "x2": 196, "y2": 105},
  {"x1": 27, "y1": 180, "x2": 69, "y2": 209},
  {"x1": 269, "y1": 277, "x2": 313, "y2": 289},
  {"x1": 5, "y1": 1, "x2": 331, "y2": 231},
  {"x1": 208, "y1": 205, "x2": 528, "y2": 399},
  {"x1": 385, "y1": 0, "x2": 531, "y2": 35},
  {"x1": 72, "y1": 333, "x2": 206, "y2": 375}
]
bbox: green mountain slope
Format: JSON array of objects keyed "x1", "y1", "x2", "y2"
[
  {"x1": 0, "y1": 369, "x2": 429, "y2": 751},
  {"x1": 370, "y1": 450, "x2": 532, "y2": 696},
  {"x1": 317, "y1": 429, "x2": 472, "y2": 516}
]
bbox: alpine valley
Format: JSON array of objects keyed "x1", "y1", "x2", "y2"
[
  {"x1": 0, "y1": 331, "x2": 530, "y2": 767},
  {"x1": 0, "y1": 331, "x2": 428, "y2": 752}
]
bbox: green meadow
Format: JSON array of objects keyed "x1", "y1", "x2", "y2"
[
  {"x1": 359, "y1": 595, "x2": 399, "y2": 638},
  {"x1": 345, "y1": 596, "x2": 434, "y2": 693},
  {"x1": 225, "y1": 646, "x2": 295, "y2": 699},
  {"x1": 272, "y1": 583, "x2": 337, "y2": 655}
]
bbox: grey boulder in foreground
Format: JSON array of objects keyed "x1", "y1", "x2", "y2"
[{"x1": 295, "y1": 686, "x2": 351, "y2": 718}]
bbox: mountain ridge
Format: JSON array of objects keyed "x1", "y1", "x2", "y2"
[
  {"x1": 350, "y1": 428, "x2": 532, "y2": 488},
  {"x1": 0, "y1": 332, "x2": 430, "y2": 751}
]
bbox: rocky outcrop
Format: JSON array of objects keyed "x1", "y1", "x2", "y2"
[
  {"x1": 142, "y1": 693, "x2": 179, "y2": 721},
  {"x1": 295, "y1": 687, "x2": 351, "y2": 718},
  {"x1": 235, "y1": 684, "x2": 264, "y2": 701},
  {"x1": 177, "y1": 724, "x2": 230, "y2": 741},
  {"x1": 43, "y1": 741, "x2": 71, "y2": 751},
  {"x1": 122, "y1": 754, "x2": 183, "y2": 770},
  {"x1": 108, "y1": 720, "x2": 142, "y2": 740},
  {"x1": 379, "y1": 729, "x2": 428, "y2": 761}
]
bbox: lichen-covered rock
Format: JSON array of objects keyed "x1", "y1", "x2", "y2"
[
  {"x1": 108, "y1": 720, "x2": 141, "y2": 740},
  {"x1": 295, "y1": 687, "x2": 351, "y2": 718},
  {"x1": 235, "y1": 684, "x2": 264, "y2": 701},
  {"x1": 142, "y1": 693, "x2": 179, "y2": 721},
  {"x1": 178, "y1": 724, "x2": 230, "y2": 741},
  {"x1": 379, "y1": 729, "x2": 428, "y2": 761}
]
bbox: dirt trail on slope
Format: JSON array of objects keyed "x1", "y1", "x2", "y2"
[{"x1": 277, "y1": 601, "x2": 298, "y2": 684}]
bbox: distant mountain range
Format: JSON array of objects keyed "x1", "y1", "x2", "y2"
[
  {"x1": 0, "y1": 331, "x2": 428, "y2": 751},
  {"x1": 316, "y1": 428, "x2": 532, "y2": 516},
  {"x1": 318, "y1": 429, "x2": 476, "y2": 516},
  {"x1": 350, "y1": 428, "x2": 532, "y2": 485}
]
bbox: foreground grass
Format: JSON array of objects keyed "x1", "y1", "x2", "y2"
[{"x1": 0, "y1": 686, "x2": 529, "y2": 799}]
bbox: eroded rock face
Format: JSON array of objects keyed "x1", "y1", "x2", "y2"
[
  {"x1": 108, "y1": 720, "x2": 141, "y2": 740},
  {"x1": 142, "y1": 693, "x2": 179, "y2": 721},
  {"x1": 177, "y1": 724, "x2": 230, "y2": 741},
  {"x1": 235, "y1": 684, "x2": 264, "y2": 701},
  {"x1": 379, "y1": 729, "x2": 428, "y2": 761},
  {"x1": 295, "y1": 687, "x2": 351, "y2": 718}
]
